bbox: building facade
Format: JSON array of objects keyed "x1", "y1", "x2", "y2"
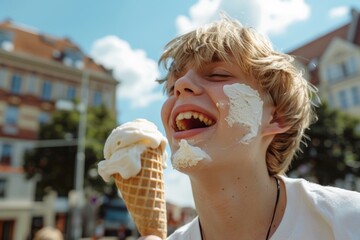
[
  {"x1": 0, "y1": 19, "x2": 118, "y2": 239},
  {"x1": 288, "y1": 8, "x2": 360, "y2": 117}
]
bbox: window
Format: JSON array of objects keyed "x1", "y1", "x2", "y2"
[
  {"x1": 0, "y1": 68, "x2": 8, "y2": 88},
  {"x1": 0, "y1": 144, "x2": 12, "y2": 165},
  {"x1": 63, "y1": 48, "x2": 84, "y2": 69},
  {"x1": 0, "y1": 219, "x2": 15, "y2": 240},
  {"x1": 326, "y1": 63, "x2": 343, "y2": 83},
  {"x1": 10, "y1": 74, "x2": 22, "y2": 94},
  {"x1": 345, "y1": 56, "x2": 358, "y2": 77},
  {"x1": 4, "y1": 106, "x2": 18, "y2": 135},
  {"x1": 93, "y1": 90, "x2": 102, "y2": 106},
  {"x1": 0, "y1": 179, "x2": 6, "y2": 198},
  {"x1": 54, "y1": 82, "x2": 64, "y2": 99},
  {"x1": 41, "y1": 81, "x2": 52, "y2": 100},
  {"x1": 351, "y1": 86, "x2": 360, "y2": 106},
  {"x1": 27, "y1": 74, "x2": 38, "y2": 94},
  {"x1": 5, "y1": 106, "x2": 18, "y2": 125},
  {"x1": 67, "y1": 86, "x2": 77, "y2": 101},
  {"x1": 338, "y1": 90, "x2": 348, "y2": 109},
  {"x1": 326, "y1": 56, "x2": 359, "y2": 84},
  {"x1": 0, "y1": 30, "x2": 14, "y2": 51}
]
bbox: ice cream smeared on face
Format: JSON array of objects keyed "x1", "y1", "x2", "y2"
[
  {"x1": 172, "y1": 139, "x2": 211, "y2": 169},
  {"x1": 98, "y1": 119, "x2": 168, "y2": 180},
  {"x1": 223, "y1": 83, "x2": 263, "y2": 143}
]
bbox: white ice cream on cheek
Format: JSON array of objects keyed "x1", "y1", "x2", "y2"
[
  {"x1": 172, "y1": 139, "x2": 211, "y2": 169},
  {"x1": 223, "y1": 83, "x2": 263, "y2": 144}
]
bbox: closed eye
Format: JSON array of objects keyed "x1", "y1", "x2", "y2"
[
  {"x1": 209, "y1": 74, "x2": 230, "y2": 77},
  {"x1": 207, "y1": 73, "x2": 231, "y2": 81}
]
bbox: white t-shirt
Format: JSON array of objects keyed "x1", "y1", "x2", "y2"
[{"x1": 168, "y1": 176, "x2": 360, "y2": 240}]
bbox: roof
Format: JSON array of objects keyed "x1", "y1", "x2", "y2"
[
  {"x1": 287, "y1": 8, "x2": 360, "y2": 86},
  {"x1": 288, "y1": 23, "x2": 350, "y2": 64},
  {"x1": 288, "y1": 8, "x2": 360, "y2": 63},
  {"x1": 0, "y1": 19, "x2": 111, "y2": 75}
]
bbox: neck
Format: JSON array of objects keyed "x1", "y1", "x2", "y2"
[{"x1": 190, "y1": 167, "x2": 280, "y2": 240}]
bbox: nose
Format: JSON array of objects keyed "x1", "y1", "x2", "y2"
[{"x1": 174, "y1": 71, "x2": 203, "y2": 97}]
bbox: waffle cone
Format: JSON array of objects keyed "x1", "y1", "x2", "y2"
[{"x1": 113, "y1": 147, "x2": 167, "y2": 239}]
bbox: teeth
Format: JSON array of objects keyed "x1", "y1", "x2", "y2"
[{"x1": 175, "y1": 111, "x2": 214, "y2": 131}]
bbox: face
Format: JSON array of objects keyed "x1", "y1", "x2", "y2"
[{"x1": 161, "y1": 60, "x2": 275, "y2": 170}]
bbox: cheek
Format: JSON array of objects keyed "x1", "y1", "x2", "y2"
[
  {"x1": 161, "y1": 98, "x2": 174, "y2": 130},
  {"x1": 209, "y1": 86, "x2": 230, "y2": 114},
  {"x1": 221, "y1": 83, "x2": 264, "y2": 143}
]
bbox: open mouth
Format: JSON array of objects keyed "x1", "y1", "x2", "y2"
[{"x1": 175, "y1": 111, "x2": 216, "y2": 132}]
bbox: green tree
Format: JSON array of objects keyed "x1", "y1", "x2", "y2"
[
  {"x1": 288, "y1": 103, "x2": 360, "y2": 187},
  {"x1": 23, "y1": 105, "x2": 117, "y2": 199}
]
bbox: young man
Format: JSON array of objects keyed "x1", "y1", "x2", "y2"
[{"x1": 142, "y1": 16, "x2": 360, "y2": 240}]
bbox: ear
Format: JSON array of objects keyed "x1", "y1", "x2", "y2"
[{"x1": 261, "y1": 114, "x2": 290, "y2": 137}]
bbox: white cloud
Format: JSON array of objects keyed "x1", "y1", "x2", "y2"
[
  {"x1": 329, "y1": 6, "x2": 350, "y2": 19},
  {"x1": 176, "y1": 0, "x2": 310, "y2": 35},
  {"x1": 176, "y1": 0, "x2": 222, "y2": 34},
  {"x1": 90, "y1": 36, "x2": 163, "y2": 108},
  {"x1": 256, "y1": 0, "x2": 310, "y2": 34}
]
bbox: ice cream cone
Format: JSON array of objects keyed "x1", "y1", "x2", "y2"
[{"x1": 112, "y1": 146, "x2": 167, "y2": 239}]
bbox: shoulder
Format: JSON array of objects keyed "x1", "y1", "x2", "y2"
[
  {"x1": 167, "y1": 216, "x2": 200, "y2": 240},
  {"x1": 282, "y1": 176, "x2": 360, "y2": 231},
  {"x1": 282, "y1": 176, "x2": 360, "y2": 204}
]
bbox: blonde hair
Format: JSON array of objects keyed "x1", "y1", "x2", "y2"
[{"x1": 159, "y1": 17, "x2": 318, "y2": 175}]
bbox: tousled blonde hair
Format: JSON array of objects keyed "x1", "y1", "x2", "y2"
[{"x1": 158, "y1": 17, "x2": 318, "y2": 175}]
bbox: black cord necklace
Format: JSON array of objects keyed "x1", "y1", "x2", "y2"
[
  {"x1": 265, "y1": 177, "x2": 280, "y2": 239},
  {"x1": 198, "y1": 177, "x2": 281, "y2": 240}
]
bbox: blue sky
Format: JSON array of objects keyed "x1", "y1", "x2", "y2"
[{"x1": 2, "y1": 0, "x2": 360, "y2": 207}]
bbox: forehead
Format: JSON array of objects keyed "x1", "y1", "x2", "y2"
[
  {"x1": 169, "y1": 57, "x2": 236, "y2": 79},
  {"x1": 169, "y1": 59, "x2": 257, "y2": 87}
]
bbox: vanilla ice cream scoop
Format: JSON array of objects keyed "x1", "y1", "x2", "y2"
[
  {"x1": 172, "y1": 139, "x2": 211, "y2": 169},
  {"x1": 98, "y1": 119, "x2": 168, "y2": 181}
]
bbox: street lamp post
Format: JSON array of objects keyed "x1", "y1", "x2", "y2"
[{"x1": 72, "y1": 70, "x2": 89, "y2": 239}]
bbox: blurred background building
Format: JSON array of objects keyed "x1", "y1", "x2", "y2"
[
  {"x1": 290, "y1": 8, "x2": 360, "y2": 118},
  {"x1": 0, "y1": 19, "x2": 117, "y2": 239}
]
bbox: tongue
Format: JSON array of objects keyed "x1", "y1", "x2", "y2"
[{"x1": 183, "y1": 118, "x2": 208, "y2": 130}]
